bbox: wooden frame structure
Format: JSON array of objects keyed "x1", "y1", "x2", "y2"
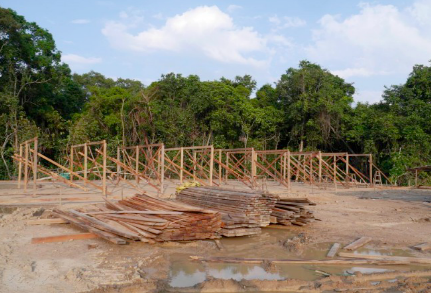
[{"x1": 13, "y1": 138, "x2": 393, "y2": 196}]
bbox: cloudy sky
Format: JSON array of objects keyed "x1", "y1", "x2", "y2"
[{"x1": 3, "y1": 0, "x2": 431, "y2": 103}]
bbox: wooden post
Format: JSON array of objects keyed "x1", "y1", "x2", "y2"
[
  {"x1": 345, "y1": 154, "x2": 349, "y2": 184},
  {"x1": 135, "y1": 145, "x2": 139, "y2": 184},
  {"x1": 415, "y1": 169, "x2": 418, "y2": 187},
  {"x1": 287, "y1": 150, "x2": 291, "y2": 191},
  {"x1": 193, "y1": 151, "x2": 197, "y2": 179},
  {"x1": 84, "y1": 143, "x2": 88, "y2": 181},
  {"x1": 334, "y1": 155, "x2": 337, "y2": 191},
  {"x1": 218, "y1": 149, "x2": 222, "y2": 185},
  {"x1": 102, "y1": 140, "x2": 107, "y2": 196},
  {"x1": 209, "y1": 146, "x2": 214, "y2": 186},
  {"x1": 318, "y1": 151, "x2": 322, "y2": 183},
  {"x1": 225, "y1": 153, "x2": 229, "y2": 181},
  {"x1": 18, "y1": 144, "x2": 23, "y2": 188},
  {"x1": 309, "y1": 154, "x2": 312, "y2": 183},
  {"x1": 116, "y1": 147, "x2": 121, "y2": 178},
  {"x1": 283, "y1": 152, "x2": 287, "y2": 180},
  {"x1": 24, "y1": 142, "x2": 29, "y2": 192},
  {"x1": 70, "y1": 146, "x2": 74, "y2": 182},
  {"x1": 369, "y1": 154, "x2": 373, "y2": 187},
  {"x1": 33, "y1": 138, "x2": 38, "y2": 195},
  {"x1": 251, "y1": 148, "x2": 257, "y2": 188},
  {"x1": 160, "y1": 144, "x2": 165, "y2": 194},
  {"x1": 180, "y1": 147, "x2": 184, "y2": 184}
]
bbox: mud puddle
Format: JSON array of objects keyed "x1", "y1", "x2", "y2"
[{"x1": 167, "y1": 228, "x2": 427, "y2": 288}]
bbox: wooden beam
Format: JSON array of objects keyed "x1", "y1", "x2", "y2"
[
  {"x1": 209, "y1": 145, "x2": 214, "y2": 186},
  {"x1": 84, "y1": 142, "x2": 88, "y2": 180},
  {"x1": 160, "y1": 144, "x2": 165, "y2": 194},
  {"x1": 338, "y1": 252, "x2": 431, "y2": 265},
  {"x1": 180, "y1": 147, "x2": 184, "y2": 183},
  {"x1": 344, "y1": 236, "x2": 372, "y2": 250},
  {"x1": 102, "y1": 140, "x2": 107, "y2": 196},
  {"x1": 32, "y1": 233, "x2": 99, "y2": 244},
  {"x1": 24, "y1": 142, "x2": 29, "y2": 192},
  {"x1": 413, "y1": 242, "x2": 431, "y2": 251},
  {"x1": 369, "y1": 154, "x2": 373, "y2": 187},
  {"x1": 327, "y1": 243, "x2": 340, "y2": 258},
  {"x1": 18, "y1": 144, "x2": 23, "y2": 188},
  {"x1": 27, "y1": 218, "x2": 69, "y2": 225}
]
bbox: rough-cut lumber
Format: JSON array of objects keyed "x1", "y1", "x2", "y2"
[
  {"x1": 327, "y1": 243, "x2": 340, "y2": 258},
  {"x1": 271, "y1": 198, "x2": 315, "y2": 226},
  {"x1": 413, "y1": 242, "x2": 431, "y2": 251},
  {"x1": 189, "y1": 255, "x2": 415, "y2": 265},
  {"x1": 27, "y1": 218, "x2": 69, "y2": 225},
  {"x1": 177, "y1": 186, "x2": 277, "y2": 237},
  {"x1": 53, "y1": 194, "x2": 222, "y2": 244},
  {"x1": 343, "y1": 236, "x2": 372, "y2": 250},
  {"x1": 32, "y1": 233, "x2": 98, "y2": 244},
  {"x1": 338, "y1": 252, "x2": 431, "y2": 264}
]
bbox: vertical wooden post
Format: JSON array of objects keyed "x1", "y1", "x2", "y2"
[
  {"x1": 33, "y1": 138, "x2": 38, "y2": 195},
  {"x1": 415, "y1": 169, "x2": 418, "y2": 187},
  {"x1": 193, "y1": 151, "x2": 197, "y2": 179},
  {"x1": 287, "y1": 150, "x2": 291, "y2": 191},
  {"x1": 309, "y1": 154, "x2": 312, "y2": 183},
  {"x1": 18, "y1": 144, "x2": 23, "y2": 188},
  {"x1": 180, "y1": 147, "x2": 184, "y2": 184},
  {"x1": 283, "y1": 152, "x2": 287, "y2": 180},
  {"x1": 345, "y1": 154, "x2": 349, "y2": 184},
  {"x1": 84, "y1": 142, "x2": 88, "y2": 181},
  {"x1": 70, "y1": 146, "x2": 74, "y2": 182},
  {"x1": 251, "y1": 148, "x2": 257, "y2": 188},
  {"x1": 24, "y1": 142, "x2": 29, "y2": 192},
  {"x1": 160, "y1": 144, "x2": 165, "y2": 194},
  {"x1": 225, "y1": 153, "x2": 230, "y2": 181},
  {"x1": 116, "y1": 146, "x2": 121, "y2": 178},
  {"x1": 135, "y1": 145, "x2": 139, "y2": 184},
  {"x1": 303, "y1": 155, "x2": 306, "y2": 182},
  {"x1": 218, "y1": 149, "x2": 222, "y2": 184},
  {"x1": 318, "y1": 151, "x2": 322, "y2": 183},
  {"x1": 102, "y1": 140, "x2": 107, "y2": 196},
  {"x1": 369, "y1": 154, "x2": 373, "y2": 187},
  {"x1": 209, "y1": 146, "x2": 214, "y2": 186},
  {"x1": 334, "y1": 155, "x2": 337, "y2": 190}
]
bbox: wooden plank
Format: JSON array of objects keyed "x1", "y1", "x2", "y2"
[
  {"x1": 189, "y1": 256, "x2": 414, "y2": 265},
  {"x1": 27, "y1": 218, "x2": 69, "y2": 225},
  {"x1": 327, "y1": 243, "x2": 340, "y2": 258},
  {"x1": 338, "y1": 252, "x2": 431, "y2": 264},
  {"x1": 343, "y1": 236, "x2": 372, "y2": 250},
  {"x1": 32, "y1": 233, "x2": 98, "y2": 244},
  {"x1": 413, "y1": 242, "x2": 431, "y2": 251}
]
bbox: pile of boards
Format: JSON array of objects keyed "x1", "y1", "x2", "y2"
[
  {"x1": 271, "y1": 198, "x2": 316, "y2": 226},
  {"x1": 53, "y1": 194, "x2": 222, "y2": 244},
  {"x1": 177, "y1": 187, "x2": 278, "y2": 237}
]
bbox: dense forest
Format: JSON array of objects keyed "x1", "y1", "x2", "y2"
[{"x1": 1, "y1": 8, "x2": 430, "y2": 184}]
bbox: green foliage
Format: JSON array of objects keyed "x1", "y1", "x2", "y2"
[{"x1": 1, "y1": 8, "x2": 431, "y2": 185}]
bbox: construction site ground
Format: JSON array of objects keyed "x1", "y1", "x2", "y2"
[{"x1": 1, "y1": 181, "x2": 431, "y2": 292}]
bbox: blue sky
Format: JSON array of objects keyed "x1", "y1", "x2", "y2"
[{"x1": 3, "y1": 0, "x2": 431, "y2": 103}]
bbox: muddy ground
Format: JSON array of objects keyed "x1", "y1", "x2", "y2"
[{"x1": 0, "y1": 182, "x2": 431, "y2": 292}]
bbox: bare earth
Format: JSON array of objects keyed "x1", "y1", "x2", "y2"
[{"x1": 0, "y1": 181, "x2": 430, "y2": 292}]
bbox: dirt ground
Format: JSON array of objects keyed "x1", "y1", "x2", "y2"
[{"x1": 0, "y1": 181, "x2": 431, "y2": 292}]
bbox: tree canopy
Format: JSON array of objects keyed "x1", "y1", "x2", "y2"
[{"x1": 1, "y1": 8, "x2": 431, "y2": 185}]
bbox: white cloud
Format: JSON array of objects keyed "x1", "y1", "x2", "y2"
[
  {"x1": 153, "y1": 13, "x2": 164, "y2": 20},
  {"x1": 269, "y1": 15, "x2": 306, "y2": 28},
  {"x1": 227, "y1": 4, "x2": 242, "y2": 13},
  {"x1": 307, "y1": 2, "x2": 431, "y2": 78},
  {"x1": 102, "y1": 6, "x2": 268, "y2": 67},
  {"x1": 71, "y1": 19, "x2": 90, "y2": 24},
  {"x1": 408, "y1": 0, "x2": 431, "y2": 25},
  {"x1": 62, "y1": 54, "x2": 102, "y2": 65}
]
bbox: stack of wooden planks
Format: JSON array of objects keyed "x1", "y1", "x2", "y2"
[
  {"x1": 176, "y1": 187, "x2": 277, "y2": 237},
  {"x1": 53, "y1": 194, "x2": 222, "y2": 244},
  {"x1": 271, "y1": 198, "x2": 316, "y2": 226}
]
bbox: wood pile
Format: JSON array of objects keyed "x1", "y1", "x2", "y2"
[
  {"x1": 271, "y1": 198, "x2": 316, "y2": 226},
  {"x1": 176, "y1": 187, "x2": 277, "y2": 237},
  {"x1": 53, "y1": 194, "x2": 222, "y2": 244}
]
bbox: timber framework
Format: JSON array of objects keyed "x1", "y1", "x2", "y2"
[{"x1": 12, "y1": 137, "x2": 393, "y2": 196}]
